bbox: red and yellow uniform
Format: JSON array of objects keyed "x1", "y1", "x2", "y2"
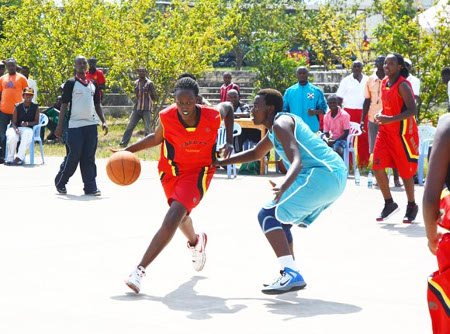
[
  {"x1": 373, "y1": 76, "x2": 419, "y2": 179},
  {"x1": 158, "y1": 104, "x2": 221, "y2": 213}
]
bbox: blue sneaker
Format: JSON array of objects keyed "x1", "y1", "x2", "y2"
[{"x1": 262, "y1": 267, "x2": 307, "y2": 294}]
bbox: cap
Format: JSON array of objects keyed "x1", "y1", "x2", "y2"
[
  {"x1": 404, "y1": 58, "x2": 412, "y2": 67},
  {"x1": 23, "y1": 87, "x2": 35, "y2": 95}
]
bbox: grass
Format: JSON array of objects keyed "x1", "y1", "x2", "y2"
[{"x1": 42, "y1": 116, "x2": 160, "y2": 160}]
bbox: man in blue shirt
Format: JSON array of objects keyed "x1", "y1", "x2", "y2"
[{"x1": 283, "y1": 66, "x2": 328, "y2": 133}]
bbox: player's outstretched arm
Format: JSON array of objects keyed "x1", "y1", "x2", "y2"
[
  {"x1": 216, "y1": 133, "x2": 273, "y2": 166},
  {"x1": 216, "y1": 102, "x2": 235, "y2": 158},
  {"x1": 423, "y1": 114, "x2": 450, "y2": 254},
  {"x1": 124, "y1": 123, "x2": 164, "y2": 153}
]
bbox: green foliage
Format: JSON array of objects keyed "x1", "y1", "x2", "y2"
[{"x1": 371, "y1": 0, "x2": 450, "y2": 124}]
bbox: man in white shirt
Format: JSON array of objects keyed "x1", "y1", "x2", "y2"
[
  {"x1": 404, "y1": 59, "x2": 420, "y2": 101},
  {"x1": 336, "y1": 60, "x2": 369, "y2": 168},
  {"x1": 21, "y1": 66, "x2": 37, "y2": 104}
]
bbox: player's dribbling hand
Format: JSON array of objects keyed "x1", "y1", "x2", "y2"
[
  {"x1": 374, "y1": 113, "x2": 392, "y2": 125},
  {"x1": 218, "y1": 143, "x2": 234, "y2": 159},
  {"x1": 269, "y1": 180, "x2": 285, "y2": 204},
  {"x1": 109, "y1": 148, "x2": 122, "y2": 153}
]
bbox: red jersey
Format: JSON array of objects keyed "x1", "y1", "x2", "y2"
[
  {"x1": 86, "y1": 69, "x2": 106, "y2": 97},
  {"x1": 158, "y1": 104, "x2": 221, "y2": 176}
]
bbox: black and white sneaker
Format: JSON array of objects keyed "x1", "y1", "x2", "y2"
[
  {"x1": 403, "y1": 204, "x2": 419, "y2": 224},
  {"x1": 85, "y1": 189, "x2": 101, "y2": 196},
  {"x1": 56, "y1": 186, "x2": 67, "y2": 194},
  {"x1": 376, "y1": 202, "x2": 399, "y2": 221}
]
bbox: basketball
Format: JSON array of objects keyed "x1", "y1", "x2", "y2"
[{"x1": 106, "y1": 151, "x2": 141, "y2": 186}]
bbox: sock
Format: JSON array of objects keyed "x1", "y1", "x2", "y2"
[
  {"x1": 278, "y1": 255, "x2": 298, "y2": 271},
  {"x1": 408, "y1": 201, "x2": 416, "y2": 206},
  {"x1": 385, "y1": 198, "x2": 394, "y2": 205}
]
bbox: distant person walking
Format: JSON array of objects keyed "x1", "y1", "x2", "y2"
[
  {"x1": 120, "y1": 67, "x2": 156, "y2": 147},
  {"x1": 54, "y1": 55, "x2": 108, "y2": 196}
]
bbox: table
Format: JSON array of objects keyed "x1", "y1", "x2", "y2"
[{"x1": 234, "y1": 118, "x2": 278, "y2": 175}]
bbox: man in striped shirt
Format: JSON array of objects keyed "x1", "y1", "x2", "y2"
[{"x1": 120, "y1": 67, "x2": 156, "y2": 147}]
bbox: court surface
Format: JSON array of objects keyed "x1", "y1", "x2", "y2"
[{"x1": 0, "y1": 157, "x2": 435, "y2": 333}]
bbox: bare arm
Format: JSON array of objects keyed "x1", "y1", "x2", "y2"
[
  {"x1": 12, "y1": 107, "x2": 18, "y2": 131},
  {"x1": 216, "y1": 102, "x2": 234, "y2": 158},
  {"x1": 54, "y1": 103, "x2": 68, "y2": 138},
  {"x1": 125, "y1": 123, "x2": 164, "y2": 153},
  {"x1": 216, "y1": 133, "x2": 273, "y2": 166},
  {"x1": 361, "y1": 98, "x2": 371, "y2": 124},
  {"x1": 95, "y1": 103, "x2": 108, "y2": 135},
  {"x1": 423, "y1": 114, "x2": 450, "y2": 254}
]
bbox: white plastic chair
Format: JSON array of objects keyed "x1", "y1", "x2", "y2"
[
  {"x1": 417, "y1": 125, "x2": 436, "y2": 186},
  {"x1": 343, "y1": 121, "x2": 362, "y2": 177},
  {"x1": 217, "y1": 123, "x2": 242, "y2": 178},
  {"x1": 5, "y1": 113, "x2": 48, "y2": 164}
]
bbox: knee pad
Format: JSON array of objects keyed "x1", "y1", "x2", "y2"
[{"x1": 258, "y1": 207, "x2": 282, "y2": 234}]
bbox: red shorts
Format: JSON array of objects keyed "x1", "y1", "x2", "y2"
[
  {"x1": 373, "y1": 128, "x2": 419, "y2": 179},
  {"x1": 160, "y1": 166, "x2": 216, "y2": 213}
]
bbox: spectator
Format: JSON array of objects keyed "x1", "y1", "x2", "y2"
[
  {"x1": 283, "y1": 66, "x2": 328, "y2": 133},
  {"x1": 227, "y1": 88, "x2": 259, "y2": 152},
  {"x1": 441, "y1": 67, "x2": 450, "y2": 114},
  {"x1": 119, "y1": 67, "x2": 156, "y2": 147},
  {"x1": 373, "y1": 53, "x2": 419, "y2": 223},
  {"x1": 0, "y1": 61, "x2": 5, "y2": 77},
  {"x1": 41, "y1": 96, "x2": 62, "y2": 141},
  {"x1": 0, "y1": 58, "x2": 29, "y2": 164},
  {"x1": 4, "y1": 87, "x2": 39, "y2": 165},
  {"x1": 336, "y1": 60, "x2": 369, "y2": 168},
  {"x1": 21, "y1": 66, "x2": 38, "y2": 104},
  {"x1": 322, "y1": 94, "x2": 350, "y2": 158},
  {"x1": 404, "y1": 58, "x2": 420, "y2": 101},
  {"x1": 54, "y1": 55, "x2": 108, "y2": 196},
  {"x1": 85, "y1": 57, "x2": 106, "y2": 99},
  {"x1": 219, "y1": 72, "x2": 240, "y2": 102}
]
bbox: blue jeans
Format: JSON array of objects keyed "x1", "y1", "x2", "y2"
[
  {"x1": 333, "y1": 140, "x2": 347, "y2": 156},
  {"x1": 55, "y1": 125, "x2": 98, "y2": 193}
]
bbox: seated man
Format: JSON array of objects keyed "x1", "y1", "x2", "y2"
[
  {"x1": 41, "y1": 96, "x2": 62, "y2": 141},
  {"x1": 322, "y1": 94, "x2": 350, "y2": 158},
  {"x1": 5, "y1": 87, "x2": 39, "y2": 165},
  {"x1": 227, "y1": 89, "x2": 260, "y2": 152}
]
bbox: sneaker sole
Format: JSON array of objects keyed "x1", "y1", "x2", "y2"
[
  {"x1": 376, "y1": 207, "x2": 400, "y2": 221},
  {"x1": 125, "y1": 280, "x2": 140, "y2": 293},
  {"x1": 262, "y1": 282, "x2": 307, "y2": 295}
]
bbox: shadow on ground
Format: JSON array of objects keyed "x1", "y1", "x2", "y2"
[{"x1": 111, "y1": 276, "x2": 361, "y2": 320}]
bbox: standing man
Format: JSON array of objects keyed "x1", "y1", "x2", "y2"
[
  {"x1": 120, "y1": 67, "x2": 156, "y2": 147},
  {"x1": 404, "y1": 59, "x2": 420, "y2": 101},
  {"x1": 0, "y1": 58, "x2": 29, "y2": 163},
  {"x1": 85, "y1": 57, "x2": 106, "y2": 100},
  {"x1": 54, "y1": 55, "x2": 108, "y2": 196},
  {"x1": 336, "y1": 60, "x2": 369, "y2": 168},
  {"x1": 219, "y1": 72, "x2": 240, "y2": 102},
  {"x1": 283, "y1": 66, "x2": 328, "y2": 133},
  {"x1": 21, "y1": 66, "x2": 38, "y2": 104}
]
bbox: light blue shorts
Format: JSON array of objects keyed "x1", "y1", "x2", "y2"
[{"x1": 263, "y1": 168, "x2": 346, "y2": 226}]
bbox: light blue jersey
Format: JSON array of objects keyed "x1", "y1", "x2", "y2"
[{"x1": 264, "y1": 113, "x2": 347, "y2": 225}]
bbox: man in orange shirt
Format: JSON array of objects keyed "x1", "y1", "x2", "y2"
[
  {"x1": 0, "y1": 58, "x2": 29, "y2": 163},
  {"x1": 85, "y1": 57, "x2": 106, "y2": 100}
]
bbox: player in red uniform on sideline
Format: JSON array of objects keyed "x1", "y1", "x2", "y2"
[
  {"x1": 120, "y1": 77, "x2": 234, "y2": 293},
  {"x1": 372, "y1": 53, "x2": 419, "y2": 223}
]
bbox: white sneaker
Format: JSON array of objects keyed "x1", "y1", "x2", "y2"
[
  {"x1": 188, "y1": 233, "x2": 207, "y2": 271},
  {"x1": 262, "y1": 267, "x2": 307, "y2": 295},
  {"x1": 125, "y1": 266, "x2": 146, "y2": 293}
]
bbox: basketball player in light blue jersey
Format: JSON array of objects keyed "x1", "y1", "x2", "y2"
[{"x1": 216, "y1": 89, "x2": 347, "y2": 294}]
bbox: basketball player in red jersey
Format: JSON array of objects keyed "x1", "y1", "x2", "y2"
[
  {"x1": 373, "y1": 53, "x2": 419, "y2": 223},
  {"x1": 121, "y1": 77, "x2": 234, "y2": 293}
]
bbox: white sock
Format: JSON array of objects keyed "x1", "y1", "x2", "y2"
[{"x1": 278, "y1": 255, "x2": 298, "y2": 271}]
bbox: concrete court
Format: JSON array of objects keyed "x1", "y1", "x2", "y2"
[{"x1": 0, "y1": 157, "x2": 436, "y2": 334}]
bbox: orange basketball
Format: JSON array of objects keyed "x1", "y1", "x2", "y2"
[{"x1": 106, "y1": 151, "x2": 141, "y2": 186}]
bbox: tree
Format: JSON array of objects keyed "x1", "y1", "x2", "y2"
[{"x1": 370, "y1": 0, "x2": 450, "y2": 124}]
